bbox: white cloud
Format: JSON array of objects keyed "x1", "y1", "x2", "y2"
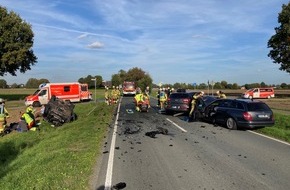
[{"x1": 87, "y1": 41, "x2": 104, "y2": 49}]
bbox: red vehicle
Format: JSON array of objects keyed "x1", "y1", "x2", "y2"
[
  {"x1": 242, "y1": 88, "x2": 275, "y2": 99},
  {"x1": 25, "y1": 82, "x2": 92, "y2": 107},
  {"x1": 122, "y1": 81, "x2": 136, "y2": 96}
]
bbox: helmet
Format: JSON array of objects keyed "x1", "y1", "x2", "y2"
[
  {"x1": 216, "y1": 90, "x2": 220, "y2": 94},
  {"x1": 0, "y1": 98, "x2": 4, "y2": 103},
  {"x1": 26, "y1": 106, "x2": 34, "y2": 113},
  {"x1": 200, "y1": 91, "x2": 204, "y2": 95}
]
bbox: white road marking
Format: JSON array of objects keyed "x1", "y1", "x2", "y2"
[
  {"x1": 104, "y1": 98, "x2": 122, "y2": 190},
  {"x1": 166, "y1": 118, "x2": 187, "y2": 132},
  {"x1": 247, "y1": 130, "x2": 290, "y2": 146}
]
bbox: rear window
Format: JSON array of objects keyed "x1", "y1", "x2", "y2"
[
  {"x1": 246, "y1": 103, "x2": 271, "y2": 111},
  {"x1": 170, "y1": 93, "x2": 190, "y2": 98}
]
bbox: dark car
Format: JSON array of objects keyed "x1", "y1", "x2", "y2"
[
  {"x1": 165, "y1": 92, "x2": 215, "y2": 115},
  {"x1": 202, "y1": 98, "x2": 275, "y2": 130}
]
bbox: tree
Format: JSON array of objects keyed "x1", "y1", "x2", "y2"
[
  {"x1": 111, "y1": 67, "x2": 153, "y2": 90},
  {"x1": 25, "y1": 78, "x2": 49, "y2": 88},
  {"x1": 220, "y1": 81, "x2": 228, "y2": 89},
  {"x1": 268, "y1": 2, "x2": 290, "y2": 73},
  {"x1": 78, "y1": 75, "x2": 103, "y2": 88},
  {"x1": 0, "y1": 79, "x2": 7, "y2": 88},
  {"x1": 111, "y1": 74, "x2": 121, "y2": 87},
  {"x1": 280, "y1": 82, "x2": 288, "y2": 89},
  {"x1": 260, "y1": 82, "x2": 267, "y2": 88},
  {"x1": 232, "y1": 83, "x2": 239, "y2": 89},
  {"x1": 0, "y1": 6, "x2": 37, "y2": 76}
]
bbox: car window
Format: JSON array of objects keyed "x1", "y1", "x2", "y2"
[
  {"x1": 219, "y1": 100, "x2": 232, "y2": 108},
  {"x1": 236, "y1": 102, "x2": 244, "y2": 110},
  {"x1": 247, "y1": 103, "x2": 271, "y2": 111},
  {"x1": 210, "y1": 100, "x2": 223, "y2": 107},
  {"x1": 169, "y1": 93, "x2": 189, "y2": 98}
]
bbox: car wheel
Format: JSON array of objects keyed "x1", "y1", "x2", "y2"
[
  {"x1": 32, "y1": 101, "x2": 41, "y2": 107},
  {"x1": 249, "y1": 96, "x2": 253, "y2": 99},
  {"x1": 226, "y1": 117, "x2": 237, "y2": 130},
  {"x1": 165, "y1": 110, "x2": 172, "y2": 115},
  {"x1": 267, "y1": 95, "x2": 271, "y2": 99}
]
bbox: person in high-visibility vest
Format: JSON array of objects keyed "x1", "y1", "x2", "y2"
[
  {"x1": 20, "y1": 105, "x2": 36, "y2": 130},
  {"x1": 216, "y1": 90, "x2": 227, "y2": 99},
  {"x1": 104, "y1": 86, "x2": 110, "y2": 105},
  {"x1": 134, "y1": 92, "x2": 144, "y2": 112},
  {"x1": 0, "y1": 98, "x2": 9, "y2": 133},
  {"x1": 188, "y1": 91, "x2": 204, "y2": 121},
  {"x1": 159, "y1": 88, "x2": 167, "y2": 110}
]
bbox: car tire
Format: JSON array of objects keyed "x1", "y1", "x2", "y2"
[
  {"x1": 165, "y1": 110, "x2": 172, "y2": 115},
  {"x1": 267, "y1": 95, "x2": 271, "y2": 99},
  {"x1": 32, "y1": 101, "x2": 41, "y2": 107},
  {"x1": 226, "y1": 117, "x2": 237, "y2": 130},
  {"x1": 249, "y1": 96, "x2": 253, "y2": 99}
]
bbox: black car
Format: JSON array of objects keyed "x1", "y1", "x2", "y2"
[
  {"x1": 165, "y1": 92, "x2": 216, "y2": 115},
  {"x1": 202, "y1": 98, "x2": 275, "y2": 130}
]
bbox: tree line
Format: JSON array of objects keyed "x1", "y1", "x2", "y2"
[{"x1": 1, "y1": 76, "x2": 290, "y2": 90}]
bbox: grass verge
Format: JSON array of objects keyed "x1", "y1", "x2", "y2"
[
  {"x1": 256, "y1": 112, "x2": 290, "y2": 143},
  {"x1": 0, "y1": 102, "x2": 115, "y2": 190}
]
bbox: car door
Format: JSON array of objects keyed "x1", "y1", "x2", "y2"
[
  {"x1": 203, "y1": 99, "x2": 223, "y2": 121},
  {"x1": 253, "y1": 88, "x2": 260, "y2": 98},
  {"x1": 214, "y1": 99, "x2": 233, "y2": 123}
]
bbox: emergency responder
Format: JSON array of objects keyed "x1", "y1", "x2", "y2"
[
  {"x1": 144, "y1": 86, "x2": 151, "y2": 108},
  {"x1": 166, "y1": 87, "x2": 171, "y2": 97},
  {"x1": 159, "y1": 88, "x2": 167, "y2": 110},
  {"x1": 134, "y1": 91, "x2": 144, "y2": 112},
  {"x1": 156, "y1": 87, "x2": 161, "y2": 107},
  {"x1": 111, "y1": 86, "x2": 118, "y2": 104},
  {"x1": 188, "y1": 91, "x2": 204, "y2": 121},
  {"x1": 105, "y1": 86, "x2": 110, "y2": 105},
  {"x1": 116, "y1": 86, "x2": 121, "y2": 101},
  {"x1": 20, "y1": 105, "x2": 36, "y2": 130},
  {"x1": 0, "y1": 98, "x2": 9, "y2": 133},
  {"x1": 216, "y1": 90, "x2": 226, "y2": 99}
]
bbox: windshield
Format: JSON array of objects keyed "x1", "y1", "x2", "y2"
[
  {"x1": 247, "y1": 103, "x2": 271, "y2": 111},
  {"x1": 33, "y1": 90, "x2": 40, "y2": 95},
  {"x1": 124, "y1": 84, "x2": 134, "y2": 89}
]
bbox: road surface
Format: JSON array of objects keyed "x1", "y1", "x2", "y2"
[{"x1": 92, "y1": 96, "x2": 290, "y2": 190}]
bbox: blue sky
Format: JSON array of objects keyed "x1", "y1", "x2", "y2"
[{"x1": 1, "y1": 0, "x2": 290, "y2": 86}]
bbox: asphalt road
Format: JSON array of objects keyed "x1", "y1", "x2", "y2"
[{"x1": 92, "y1": 96, "x2": 290, "y2": 190}]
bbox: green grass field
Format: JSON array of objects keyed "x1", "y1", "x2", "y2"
[{"x1": 0, "y1": 102, "x2": 115, "y2": 190}]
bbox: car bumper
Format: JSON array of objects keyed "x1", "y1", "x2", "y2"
[
  {"x1": 237, "y1": 120, "x2": 275, "y2": 129},
  {"x1": 25, "y1": 100, "x2": 34, "y2": 106},
  {"x1": 165, "y1": 105, "x2": 190, "y2": 113},
  {"x1": 123, "y1": 91, "x2": 136, "y2": 95}
]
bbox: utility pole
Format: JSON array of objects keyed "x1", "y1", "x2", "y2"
[{"x1": 91, "y1": 78, "x2": 97, "y2": 102}]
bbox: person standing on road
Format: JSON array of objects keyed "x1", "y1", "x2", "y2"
[
  {"x1": 156, "y1": 88, "x2": 161, "y2": 107},
  {"x1": 188, "y1": 91, "x2": 204, "y2": 122},
  {"x1": 159, "y1": 88, "x2": 167, "y2": 111},
  {"x1": 216, "y1": 90, "x2": 227, "y2": 99},
  {"x1": 145, "y1": 86, "x2": 151, "y2": 108}
]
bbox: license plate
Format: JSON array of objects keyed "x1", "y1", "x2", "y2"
[{"x1": 258, "y1": 114, "x2": 269, "y2": 118}]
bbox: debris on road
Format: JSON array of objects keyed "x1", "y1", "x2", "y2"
[
  {"x1": 124, "y1": 126, "x2": 141, "y2": 135},
  {"x1": 112, "y1": 182, "x2": 127, "y2": 189},
  {"x1": 145, "y1": 127, "x2": 169, "y2": 138}
]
